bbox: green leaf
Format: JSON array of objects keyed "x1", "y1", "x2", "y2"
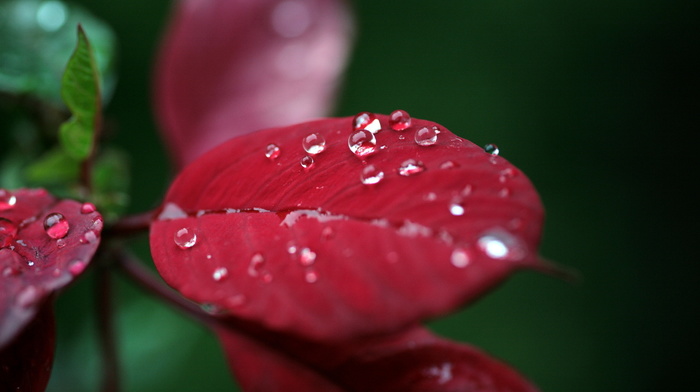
[
  {"x1": 59, "y1": 25, "x2": 101, "y2": 160},
  {"x1": 92, "y1": 148, "x2": 130, "y2": 221},
  {"x1": 24, "y1": 148, "x2": 80, "y2": 186}
]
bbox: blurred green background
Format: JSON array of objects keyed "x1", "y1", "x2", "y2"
[{"x1": 2, "y1": 0, "x2": 697, "y2": 391}]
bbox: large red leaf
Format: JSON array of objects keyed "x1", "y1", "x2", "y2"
[
  {"x1": 150, "y1": 114, "x2": 545, "y2": 342},
  {"x1": 0, "y1": 188, "x2": 103, "y2": 349},
  {"x1": 217, "y1": 324, "x2": 539, "y2": 391},
  {"x1": 154, "y1": 0, "x2": 352, "y2": 167}
]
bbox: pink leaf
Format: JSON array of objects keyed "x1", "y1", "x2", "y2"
[
  {"x1": 0, "y1": 189, "x2": 103, "y2": 349},
  {"x1": 216, "y1": 324, "x2": 539, "y2": 391},
  {"x1": 154, "y1": 0, "x2": 353, "y2": 167},
  {"x1": 150, "y1": 114, "x2": 545, "y2": 341}
]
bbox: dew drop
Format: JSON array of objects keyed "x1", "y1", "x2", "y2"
[
  {"x1": 398, "y1": 159, "x2": 425, "y2": 176},
  {"x1": 304, "y1": 269, "x2": 318, "y2": 283},
  {"x1": 80, "y1": 202, "x2": 96, "y2": 214},
  {"x1": 299, "y1": 247, "x2": 316, "y2": 266},
  {"x1": 174, "y1": 227, "x2": 197, "y2": 249},
  {"x1": 348, "y1": 129, "x2": 377, "y2": 158},
  {"x1": 484, "y1": 143, "x2": 499, "y2": 156},
  {"x1": 498, "y1": 188, "x2": 511, "y2": 198},
  {"x1": 477, "y1": 229, "x2": 526, "y2": 261},
  {"x1": 68, "y1": 260, "x2": 87, "y2": 276},
  {"x1": 302, "y1": 133, "x2": 326, "y2": 155},
  {"x1": 44, "y1": 213, "x2": 69, "y2": 239},
  {"x1": 300, "y1": 155, "x2": 314, "y2": 169},
  {"x1": 0, "y1": 218, "x2": 18, "y2": 248},
  {"x1": 353, "y1": 112, "x2": 381, "y2": 133},
  {"x1": 80, "y1": 230, "x2": 99, "y2": 244},
  {"x1": 499, "y1": 167, "x2": 517, "y2": 183},
  {"x1": 0, "y1": 190, "x2": 17, "y2": 211},
  {"x1": 361, "y1": 164, "x2": 385, "y2": 185},
  {"x1": 450, "y1": 248, "x2": 471, "y2": 268},
  {"x1": 449, "y1": 200, "x2": 465, "y2": 216},
  {"x1": 398, "y1": 134, "x2": 406, "y2": 140},
  {"x1": 440, "y1": 160, "x2": 459, "y2": 170},
  {"x1": 414, "y1": 126, "x2": 438, "y2": 146},
  {"x1": 212, "y1": 267, "x2": 229, "y2": 282},
  {"x1": 248, "y1": 253, "x2": 271, "y2": 282},
  {"x1": 321, "y1": 226, "x2": 335, "y2": 240},
  {"x1": 423, "y1": 192, "x2": 437, "y2": 201},
  {"x1": 389, "y1": 109, "x2": 412, "y2": 131},
  {"x1": 265, "y1": 143, "x2": 281, "y2": 161}
]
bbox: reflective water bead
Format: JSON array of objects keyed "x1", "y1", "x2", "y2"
[
  {"x1": 450, "y1": 248, "x2": 471, "y2": 268},
  {"x1": 302, "y1": 133, "x2": 326, "y2": 155},
  {"x1": 0, "y1": 218, "x2": 18, "y2": 248},
  {"x1": 414, "y1": 126, "x2": 438, "y2": 146},
  {"x1": 265, "y1": 143, "x2": 281, "y2": 160},
  {"x1": 348, "y1": 129, "x2": 377, "y2": 158},
  {"x1": 80, "y1": 202, "x2": 97, "y2": 214},
  {"x1": 80, "y1": 230, "x2": 99, "y2": 244},
  {"x1": 248, "y1": 253, "x2": 271, "y2": 282},
  {"x1": 361, "y1": 164, "x2": 385, "y2": 185},
  {"x1": 300, "y1": 155, "x2": 314, "y2": 169},
  {"x1": 174, "y1": 227, "x2": 197, "y2": 249},
  {"x1": 353, "y1": 112, "x2": 381, "y2": 133},
  {"x1": 397, "y1": 159, "x2": 425, "y2": 176},
  {"x1": 298, "y1": 247, "x2": 316, "y2": 266},
  {"x1": 449, "y1": 200, "x2": 465, "y2": 216},
  {"x1": 477, "y1": 229, "x2": 526, "y2": 261},
  {"x1": 305, "y1": 269, "x2": 319, "y2": 283},
  {"x1": 0, "y1": 190, "x2": 17, "y2": 211},
  {"x1": 212, "y1": 267, "x2": 229, "y2": 282},
  {"x1": 389, "y1": 109, "x2": 412, "y2": 131},
  {"x1": 499, "y1": 168, "x2": 517, "y2": 183},
  {"x1": 484, "y1": 143, "x2": 499, "y2": 156},
  {"x1": 439, "y1": 160, "x2": 459, "y2": 170},
  {"x1": 44, "y1": 213, "x2": 69, "y2": 239},
  {"x1": 68, "y1": 260, "x2": 87, "y2": 276}
]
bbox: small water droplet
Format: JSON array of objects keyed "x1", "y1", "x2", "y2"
[
  {"x1": 302, "y1": 133, "x2": 326, "y2": 155},
  {"x1": 68, "y1": 260, "x2": 87, "y2": 276},
  {"x1": 397, "y1": 159, "x2": 425, "y2": 176},
  {"x1": 449, "y1": 200, "x2": 465, "y2": 216},
  {"x1": 353, "y1": 112, "x2": 382, "y2": 133},
  {"x1": 0, "y1": 218, "x2": 18, "y2": 248},
  {"x1": 461, "y1": 185, "x2": 473, "y2": 196},
  {"x1": 484, "y1": 143, "x2": 499, "y2": 156},
  {"x1": 212, "y1": 267, "x2": 229, "y2": 282},
  {"x1": 389, "y1": 109, "x2": 412, "y2": 131},
  {"x1": 92, "y1": 218, "x2": 104, "y2": 232},
  {"x1": 80, "y1": 202, "x2": 96, "y2": 214},
  {"x1": 174, "y1": 227, "x2": 197, "y2": 249},
  {"x1": 361, "y1": 164, "x2": 385, "y2": 185},
  {"x1": 477, "y1": 229, "x2": 526, "y2": 261},
  {"x1": 26, "y1": 260, "x2": 35, "y2": 267},
  {"x1": 348, "y1": 129, "x2": 377, "y2": 158},
  {"x1": 450, "y1": 248, "x2": 471, "y2": 268},
  {"x1": 2, "y1": 266, "x2": 20, "y2": 277},
  {"x1": 200, "y1": 303, "x2": 221, "y2": 314},
  {"x1": 0, "y1": 190, "x2": 17, "y2": 211},
  {"x1": 265, "y1": 143, "x2": 281, "y2": 160},
  {"x1": 499, "y1": 168, "x2": 517, "y2": 183},
  {"x1": 287, "y1": 243, "x2": 298, "y2": 254},
  {"x1": 424, "y1": 192, "x2": 437, "y2": 201},
  {"x1": 498, "y1": 188, "x2": 511, "y2": 198},
  {"x1": 398, "y1": 134, "x2": 406, "y2": 140},
  {"x1": 300, "y1": 155, "x2": 314, "y2": 169},
  {"x1": 248, "y1": 253, "x2": 271, "y2": 282},
  {"x1": 414, "y1": 126, "x2": 438, "y2": 146},
  {"x1": 321, "y1": 226, "x2": 335, "y2": 240},
  {"x1": 304, "y1": 269, "x2": 318, "y2": 283},
  {"x1": 56, "y1": 239, "x2": 66, "y2": 249},
  {"x1": 44, "y1": 213, "x2": 69, "y2": 239},
  {"x1": 439, "y1": 160, "x2": 459, "y2": 170},
  {"x1": 299, "y1": 247, "x2": 316, "y2": 266},
  {"x1": 80, "y1": 230, "x2": 99, "y2": 244}
]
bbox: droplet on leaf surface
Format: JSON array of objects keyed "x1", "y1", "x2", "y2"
[
  {"x1": 0, "y1": 190, "x2": 17, "y2": 211},
  {"x1": 302, "y1": 133, "x2": 326, "y2": 155},
  {"x1": 360, "y1": 164, "x2": 385, "y2": 185},
  {"x1": 80, "y1": 202, "x2": 97, "y2": 214},
  {"x1": 414, "y1": 126, "x2": 438, "y2": 146},
  {"x1": 353, "y1": 111, "x2": 381, "y2": 133},
  {"x1": 484, "y1": 143, "x2": 499, "y2": 156},
  {"x1": 389, "y1": 109, "x2": 411, "y2": 131},
  {"x1": 0, "y1": 218, "x2": 18, "y2": 248},
  {"x1": 265, "y1": 143, "x2": 281, "y2": 161},
  {"x1": 398, "y1": 159, "x2": 425, "y2": 176},
  {"x1": 174, "y1": 227, "x2": 197, "y2": 249},
  {"x1": 348, "y1": 129, "x2": 377, "y2": 158},
  {"x1": 300, "y1": 155, "x2": 314, "y2": 169},
  {"x1": 43, "y1": 213, "x2": 69, "y2": 239},
  {"x1": 212, "y1": 267, "x2": 229, "y2": 282}
]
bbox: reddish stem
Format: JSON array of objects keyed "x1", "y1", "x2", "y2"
[
  {"x1": 96, "y1": 262, "x2": 120, "y2": 392},
  {"x1": 106, "y1": 210, "x2": 157, "y2": 238}
]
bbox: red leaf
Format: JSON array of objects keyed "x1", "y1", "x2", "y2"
[
  {"x1": 154, "y1": 0, "x2": 353, "y2": 167},
  {"x1": 0, "y1": 305, "x2": 55, "y2": 391},
  {"x1": 216, "y1": 324, "x2": 539, "y2": 391},
  {"x1": 0, "y1": 189, "x2": 102, "y2": 348},
  {"x1": 150, "y1": 115, "x2": 545, "y2": 341}
]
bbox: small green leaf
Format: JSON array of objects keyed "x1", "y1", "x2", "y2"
[
  {"x1": 59, "y1": 25, "x2": 101, "y2": 160},
  {"x1": 25, "y1": 148, "x2": 80, "y2": 186},
  {"x1": 92, "y1": 148, "x2": 130, "y2": 221}
]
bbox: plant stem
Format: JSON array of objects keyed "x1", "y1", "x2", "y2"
[
  {"x1": 96, "y1": 261, "x2": 120, "y2": 392},
  {"x1": 106, "y1": 210, "x2": 156, "y2": 238}
]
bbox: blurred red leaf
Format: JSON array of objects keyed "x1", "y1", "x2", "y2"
[
  {"x1": 0, "y1": 189, "x2": 103, "y2": 349},
  {"x1": 150, "y1": 115, "x2": 545, "y2": 341},
  {"x1": 154, "y1": 0, "x2": 352, "y2": 167},
  {"x1": 217, "y1": 324, "x2": 539, "y2": 391}
]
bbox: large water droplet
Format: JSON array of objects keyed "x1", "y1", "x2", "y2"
[
  {"x1": 80, "y1": 202, "x2": 97, "y2": 214},
  {"x1": 361, "y1": 164, "x2": 385, "y2": 185},
  {"x1": 450, "y1": 248, "x2": 471, "y2": 268},
  {"x1": 398, "y1": 159, "x2": 425, "y2": 176},
  {"x1": 265, "y1": 143, "x2": 281, "y2": 161},
  {"x1": 414, "y1": 126, "x2": 438, "y2": 146},
  {"x1": 302, "y1": 133, "x2": 326, "y2": 155},
  {"x1": 0, "y1": 218, "x2": 18, "y2": 248},
  {"x1": 353, "y1": 112, "x2": 382, "y2": 133},
  {"x1": 44, "y1": 213, "x2": 69, "y2": 239},
  {"x1": 0, "y1": 190, "x2": 17, "y2": 211},
  {"x1": 174, "y1": 227, "x2": 197, "y2": 249},
  {"x1": 300, "y1": 155, "x2": 314, "y2": 169},
  {"x1": 389, "y1": 109, "x2": 411, "y2": 131},
  {"x1": 212, "y1": 267, "x2": 229, "y2": 282},
  {"x1": 484, "y1": 143, "x2": 499, "y2": 156},
  {"x1": 477, "y1": 229, "x2": 526, "y2": 261},
  {"x1": 348, "y1": 129, "x2": 377, "y2": 158},
  {"x1": 299, "y1": 247, "x2": 316, "y2": 266},
  {"x1": 449, "y1": 200, "x2": 465, "y2": 216}
]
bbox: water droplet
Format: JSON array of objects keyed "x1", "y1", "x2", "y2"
[
  {"x1": 80, "y1": 202, "x2": 96, "y2": 214},
  {"x1": 80, "y1": 230, "x2": 99, "y2": 244},
  {"x1": 0, "y1": 218, "x2": 18, "y2": 248},
  {"x1": 477, "y1": 229, "x2": 526, "y2": 261},
  {"x1": 56, "y1": 238, "x2": 66, "y2": 249},
  {"x1": 414, "y1": 126, "x2": 438, "y2": 146},
  {"x1": 300, "y1": 155, "x2": 314, "y2": 169},
  {"x1": 212, "y1": 267, "x2": 229, "y2": 282},
  {"x1": 499, "y1": 168, "x2": 517, "y2": 183},
  {"x1": 287, "y1": 243, "x2": 298, "y2": 254},
  {"x1": 398, "y1": 134, "x2": 406, "y2": 140},
  {"x1": 461, "y1": 185, "x2": 473, "y2": 196},
  {"x1": 321, "y1": 226, "x2": 335, "y2": 240},
  {"x1": 484, "y1": 143, "x2": 499, "y2": 156},
  {"x1": 302, "y1": 133, "x2": 326, "y2": 155},
  {"x1": 92, "y1": 218, "x2": 104, "y2": 232},
  {"x1": 174, "y1": 227, "x2": 197, "y2": 249},
  {"x1": 304, "y1": 269, "x2": 318, "y2": 283},
  {"x1": 353, "y1": 112, "x2": 382, "y2": 133},
  {"x1": 449, "y1": 200, "x2": 465, "y2": 216},
  {"x1": 44, "y1": 213, "x2": 69, "y2": 239},
  {"x1": 398, "y1": 159, "x2": 425, "y2": 176},
  {"x1": 389, "y1": 109, "x2": 412, "y2": 131},
  {"x1": 498, "y1": 188, "x2": 511, "y2": 198},
  {"x1": 424, "y1": 192, "x2": 437, "y2": 201},
  {"x1": 68, "y1": 260, "x2": 87, "y2": 276},
  {"x1": 440, "y1": 160, "x2": 459, "y2": 170},
  {"x1": 348, "y1": 129, "x2": 377, "y2": 158},
  {"x1": 299, "y1": 247, "x2": 316, "y2": 266},
  {"x1": 265, "y1": 143, "x2": 281, "y2": 160},
  {"x1": 0, "y1": 190, "x2": 17, "y2": 211},
  {"x1": 2, "y1": 266, "x2": 20, "y2": 277},
  {"x1": 450, "y1": 248, "x2": 471, "y2": 268},
  {"x1": 361, "y1": 164, "x2": 385, "y2": 185},
  {"x1": 248, "y1": 253, "x2": 271, "y2": 282}
]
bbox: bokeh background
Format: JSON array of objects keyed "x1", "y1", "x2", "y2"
[{"x1": 1, "y1": 0, "x2": 697, "y2": 391}]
